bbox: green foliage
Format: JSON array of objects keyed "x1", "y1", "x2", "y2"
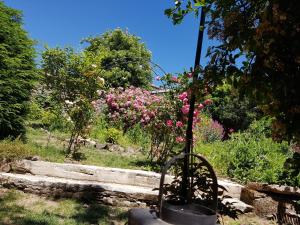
[
  {"x1": 225, "y1": 132, "x2": 289, "y2": 184},
  {"x1": 165, "y1": 0, "x2": 204, "y2": 25},
  {"x1": 280, "y1": 151, "x2": 300, "y2": 187},
  {"x1": 41, "y1": 47, "x2": 104, "y2": 155},
  {"x1": 26, "y1": 127, "x2": 147, "y2": 170},
  {"x1": 0, "y1": 2, "x2": 37, "y2": 139},
  {"x1": 196, "y1": 115, "x2": 224, "y2": 143},
  {"x1": 166, "y1": 0, "x2": 300, "y2": 144},
  {"x1": 104, "y1": 128, "x2": 122, "y2": 144},
  {"x1": 208, "y1": 82, "x2": 260, "y2": 135},
  {"x1": 0, "y1": 139, "x2": 33, "y2": 162},
  {"x1": 28, "y1": 97, "x2": 71, "y2": 131},
  {"x1": 42, "y1": 47, "x2": 103, "y2": 106},
  {"x1": 126, "y1": 124, "x2": 151, "y2": 151},
  {"x1": 84, "y1": 29, "x2": 152, "y2": 88},
  {"x1": 196, "y1": 118, "x2": 291, "y2": 184}
]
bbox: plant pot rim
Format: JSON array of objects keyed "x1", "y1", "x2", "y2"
[{"x1": 162, "y1": 200, "x2": 217, "y2": 216}]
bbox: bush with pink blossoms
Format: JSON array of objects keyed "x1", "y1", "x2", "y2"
[
  {"x1": 93, "y1": 71, "x2": 213, "y2": 164},
  {"x1": 94, "y1": 86, "x2": 162, "y2": 132},
  {"x1": 196, "y1": 116, "x2": 224, "y2": 143},
  {"x1": 145, "y1": 71, "x2": 213, "y2": 163}
]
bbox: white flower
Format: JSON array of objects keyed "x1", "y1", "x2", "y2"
[
  {"x1": 175, "y1": 1, "x2": 179, "y2": 5},
  {"x1": 91, "y1": 64, "x2": 97, "y2": 68},
  {"x1": 97, "y1": 77, "x2": 105, "y2": 85},
  {"x1": 65, "y1": 100, "x2": 74, "y2": 105},
  {"x1": 96, "y1": 90, "x2": 102, "y2": 95}
]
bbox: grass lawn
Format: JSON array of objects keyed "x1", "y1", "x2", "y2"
[
  {"x1": 0, "y1": 188, "x2": 127, "y2": 225},
  {"x1": 0, "y1": 188, "x2": 276, "y2": 225},
  {"x1": 25, "y1": 128, "x2": 153, "y2": 171}
]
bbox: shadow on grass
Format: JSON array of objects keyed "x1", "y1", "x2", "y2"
[
  {"x1": 130, "y1": 159, "x2": 161, "y2": 172},
  {"x1": 0, "y1": 189, "x2": 128, "y2": 225},
  {"x1": 72, "y1": 201, "x2": 110, "y2": 224}
]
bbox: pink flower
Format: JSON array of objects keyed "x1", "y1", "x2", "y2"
[
  {"x1": 155, "y1": 76, "x2": 161, "y2": 81},
  {"x1": 176, "y1": 121, "x2": 183, "y2": 127},
  {"x1": 187, "y1": 72, "x2": 193, "y2": 78},
  {"x1": 204, "y1": 99, "x2": 213, "y2": 105},
  {"x1": 111, "y1": 102, "x2": 118, "y2": 109},
  {"x1": 181, "y1": 104, "x2": 190, "y2": 115},
  {"x1": 229, "y1": 128, "x2": 234, "y2": 133},
  {"x1": 176, "y1": 136, "x2": 185, "y2": 143},
  {"x1": 166, "y1": 120, "x2": 173, "y2": 127},
  {"x1": 198, "y1": 103, "x2": 204, "y2": 110},
  {"x1": 171, "y1": 76, "x2": 178, "y2": 82},
  {"x1": 183, "y1": 98, "x2": 189, "y2": 104},
  {"x1": 193, "y1": 110, "x2": 199, "y2": 117},
  {"x1": 178, "y1": 92, "x2": 188, "y2": 101}
]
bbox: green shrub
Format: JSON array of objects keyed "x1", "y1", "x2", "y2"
[
  {"x1": 0, "y1": 140, "x2": 33, "y2": 162},
  {"x1": 194, "y1": 141, "x2": 227, "y2": 176},
  {"x1": 208, "y1": 82, "x2": 260, "y2": 134},
  {"x1": 195, "y1": 118, "x2": 291, "y2": 184},
  {"x1": 280, "y1": 151, "x2": 300, "y2": 187},
  {"x1": 197, "y1": 116, "x2": 224, "y2": 143},
  {"x1": 126, "y1": 125, "x2": 151, "y2": 151},
  {"x1": 104, "y1": 128, "x2": 122, "y2": 144},
  {"x1": 225, "y1": 132, "x2": 289, "y2": 184}
]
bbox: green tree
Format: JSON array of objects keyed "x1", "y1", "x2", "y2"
[
  {"x1": 166, "y1": 0, "x2": 300, "y2": 143},
  {"x1": 0, "y1": 1, "x2": 37, "y2": 140},
  {"x1": 42, "y1": 47, "x2": 104, "y2": 156},
  {"x1": 84, "y1": 29, "x2": 152, "y2": 88},
  {"x1": 208, "y1": 81, "x2": 260, "y2": 137}
]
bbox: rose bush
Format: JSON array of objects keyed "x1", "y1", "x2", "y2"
[{"x1": 94, "y1": 70, "x2": 213, "y2": 164}]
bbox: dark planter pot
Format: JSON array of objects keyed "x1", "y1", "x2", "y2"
[{"x1": 160, "y1": 201, "x2": 217, "y2": 225}]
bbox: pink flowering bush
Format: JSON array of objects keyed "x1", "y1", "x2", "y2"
[
  {"x1": 196, "y1": 116, "x2": 224, "y2": 143},
  {"x1": 145, "y1": 72, "x2": 213, "y2": 163},
  {"x1": 94, "y1": 87, "x2": 162, "y2": 132},
  {"x1": 93, "y1": 71, "x2": 213, "y2": 164}
]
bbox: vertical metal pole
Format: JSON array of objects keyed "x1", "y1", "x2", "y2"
[{"x1": 182, "y1": 7, "x2": 206, "y2": 203}]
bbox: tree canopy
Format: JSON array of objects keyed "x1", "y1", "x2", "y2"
[
  {"x1": 84, "y1": 29, "x2": 152, "y2": 88},
  {"x1": 0, "y1": 1, "x2": 37, "y2": 139},
  {"x1": 166, "y1": 0, "x2": 300, "y2": 143}
]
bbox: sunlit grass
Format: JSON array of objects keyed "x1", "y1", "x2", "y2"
[
  {"x1": 0, "y1": 188, "x2": 128, "y2": 225},
  {"x1": 25, "y1": 127, "x2": 149, "y2": 170}
]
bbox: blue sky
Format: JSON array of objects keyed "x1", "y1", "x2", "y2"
[{"x1": 4, "y1": 0, "x2": 214, "y2": 79}]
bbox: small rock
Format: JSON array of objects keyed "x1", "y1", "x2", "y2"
[
  {"x1": 103, "y1": 197, "x2": 114, "y2": 205},
  {"x1": 241, "y1": 187, "x2": 266, "y2": 205},
  {"x1": 0, "y1": 163, "x2": 11, "y2": 173},
  {"x1": 31, "y1": 156, "x2": 40, "y2": 161},
  {"x1": 85, "y1": 138, "x2": 96, "y2": 147},
  {"x1": 252, "y1": 196, "x2": 278, "y2": 217},
  {"x1": 126, "y1": 147, "x2": 137, "y2": 154},
  {"x1": 108, "y1": 144, "x2": 125, "y2": 152},
  {"x1": 222, "y1": 198, "x2": 253, "y2": 214},
  {"x1": 137, "y1": 201, "x2": 147, "y2": 207},
  {"x1": 122, "y1": 200, "x2": 132, "y2": 207},
  {"x1": 95, "y1": 143, "x2": 108, "y2": 150}
]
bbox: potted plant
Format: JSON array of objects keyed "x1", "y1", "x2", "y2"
[{"x1": 157, "y1": 153, "x2": 218, "y2": 225}]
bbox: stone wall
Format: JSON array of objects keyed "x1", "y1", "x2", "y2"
[
  {"x1": 0, "y1": 160, "x2": 247, "y2": 208},
  {"x1": 0, "y1": 172, "x2": 157, "y2": 207}
]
